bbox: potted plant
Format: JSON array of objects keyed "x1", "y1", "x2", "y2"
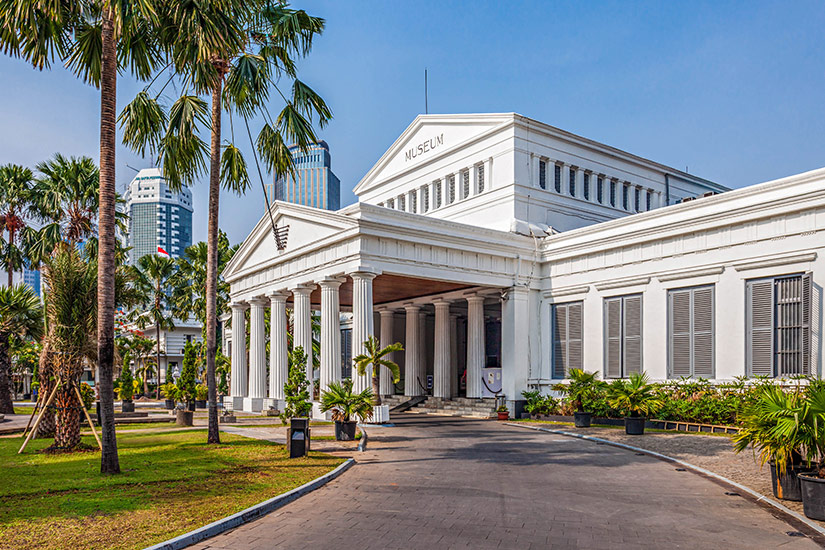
[
  {"x1": 496, "y1": 404, "x2": 510, "y2": 420},
  {"x1": 352, "y1": 335, "x2": 403, "y2": 423},
  {"x1": 607, "y1": 372, "x2": 661, "y2": 435},
  {"x1": 117, "y1": 364, "x2": 135, "y2": 413},
  {"x1": 733, "y1": 384, "x2": 808, "y2": 501},
  {"x1": 320, "y1": 379, "x2": 374, "y2": 440},
  {"x1": 195, "y1": 383, "x2": 208, "y2": 409},
  {"x1": 553, "y1": 369, "x2": 605, "y2": 427},
  {"x1": 161, "y1": 382, "x2": 177, "y2": 410}
]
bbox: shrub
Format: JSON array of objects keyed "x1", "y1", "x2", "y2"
[
  {"x1": 117, "y1": 366, "x2": 134, "y2": 401},
  {"x1": 177, "y1": 341, "x2": 198, "y2": 402},
  {"x1": 280, "y1": 346, "x2": 312, "y2": 423}
]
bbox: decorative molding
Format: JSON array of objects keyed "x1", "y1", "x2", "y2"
[
  {"x1": 541, "y1": 285, "x2": 590, "y2": 299},
  {"x1": 594, "y1": 277, "x2": 651, "y2": 291},
  {"x1": 657, "y1": 266, "x2": 725, "y2": 282},
  {"x1": 733, "y1": 252, "x2": 817, "y2": 272}
]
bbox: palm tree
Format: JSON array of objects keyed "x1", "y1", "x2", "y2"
[
  {"x1": 0, "y1": 0, "x2": 164, "y2": 473},
  {"x1": 132, "y1": 254, "x2": 175, "y2": 398},
  {"x1": 0, "y1": 164, "x2": 37, "y2": 286},
  {"x1": 121, "y1": 2, "x2": 331, "y2": 445},
  {"x1": 352, "y1": 336, "x2": 404, "y2": 407},
  {"x1": 0, "y1": 284, "x2": 43, "y2": 414}
]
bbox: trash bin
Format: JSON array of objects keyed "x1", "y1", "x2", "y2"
[{"x1": 288, "y1": 417, "x2": 310, "y2": 458}]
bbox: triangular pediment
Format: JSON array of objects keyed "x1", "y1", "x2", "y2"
[
  {"x1": 223, "y1": 202, "x2": 356, "y2": 279},
  {"x1": 354, "y1": 113, "x2": 515, "y2": 196}
]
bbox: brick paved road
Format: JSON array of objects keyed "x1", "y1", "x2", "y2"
[{"x1": 193, "y1": 415, "x2": 822, "y2": 549}]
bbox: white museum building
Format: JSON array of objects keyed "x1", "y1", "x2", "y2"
[{"x1": 223, "y1": 113, "x2": 824, "y2": 415}]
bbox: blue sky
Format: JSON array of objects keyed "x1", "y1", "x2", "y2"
[{"x1": 1, "y1": 1, "x2": 823, "y2": 245}]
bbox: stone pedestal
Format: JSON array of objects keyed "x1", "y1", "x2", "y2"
[{"x1": 371, "y1": 404, "x2": 390, "y2": 424}]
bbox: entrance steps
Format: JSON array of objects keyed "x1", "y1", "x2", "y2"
[{"x1": 408, "y1": 397, "x2": 498, "y2": 419}]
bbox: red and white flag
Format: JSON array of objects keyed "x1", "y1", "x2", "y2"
[{"x1": 157, "y1": 246, "x2": 171, "y2": 258}]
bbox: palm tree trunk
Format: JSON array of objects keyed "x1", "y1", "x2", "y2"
[
  {"x1": 0, "y1": 343, "x2": 14, "y2": 414},
  {"x1": 372, "y1": 374, "x2": 381, "y2": 407},
  {"x1": 156, "y1": 325, "x2": 161, "y2": 400},
  {"x1": 205, "y1": 77, "x2": 223, "y2": 445},
  {"x1": 97, "y1": 3, "x2": 120, "y2": 474},
  {"x1": 35, "y1": 344, "x2": 56, "y2": 438},
  {"x1": 6, "y1": 226, "x2": 15, "y2": 287},
  {"x1": 53, "y1": 382, "x2": 81, "y2": 451}
]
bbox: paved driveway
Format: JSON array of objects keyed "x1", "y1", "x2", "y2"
[{"x1": 193, "y1": 415, "x2": 822, "y2": 549}]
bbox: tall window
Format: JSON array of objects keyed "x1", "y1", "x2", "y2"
[
  {"x1": 622, "y1": 183, "x2": 629, "y2": 210},
  {"x1": 747, "y1": 274, "x2": 812, "y2": 377},
  {"x1": 398, "y1": 194, "x2": 406, "y2": 211},
  {"x1": 409, "y1": 189, "x2": 417, "y2": 213},
  {"x1": 646, "y1": 190, "x2": 652, "y2": 211},
  {"x1": 634, "y1": 187, "x2": 641, "y2": 212},
  {"x1": 569, "y1": 167, "x2": 576, "y2": 196},
  {"x1": 604, "y1": 294, "x2": 643, "y2": 378},
  {"x1": 554, "y1": 164, "x2": 562, "y2": 192},
  {"x1": 669, "y1": 286, "x2": 714, "y2": 378},
  {"x1": 448, "y1": 174, "x2": 456, "y2": 204},
  {"x1": 538, "y1": 160, "x2": 547, "y2": 190},
  {"x1": 610, "y1": 180, "x2": 616, "y2": 207},
  {"x1": 434, "y1": 180, "x2": 442, "y2": 208},
  {"x1": 462, "y1": 170, "x2": 470, "y2": 199},
  {"x1": 552, "y1": 302, "x2": 583, "y2": 378},
  {"x1": 583, "y1": 173, "x2": 590, "y2": 201},
  {"x1": 422, "y1": 185, "x2": 429, "y2": 212},
  {"x1": 477, "y1": 163, "x2": 485, "y2": 193},
  {"x1": 340, "y1": 328, "x2": 352, "y2": 379},
  {"x1": 597, "y1": 177, "x2": 604, "y2": 204},
  {"x1": 386, "y1": 197, "x2": 394, "y2": 209}
]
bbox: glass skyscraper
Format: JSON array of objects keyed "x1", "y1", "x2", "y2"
[
  {"x1": 124, "y1": 168, "x2": 194, "y2": 264},
  {"x1": 268, "y1": 141, "x2": 340, "y2": 210}
]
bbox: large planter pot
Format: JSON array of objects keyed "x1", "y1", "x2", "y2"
[
  {"x1": 800, "y1": 474, "x2": 825, "y2": 520},
  {"x1": 121, "y1": 401, "x2": 135, "y2": 413},
  {"x1": 625, "y1": 416, "x2": 646, "y2": 435},
  {"x1": 187, "y1": 401, "x2": 196, "y2": 412},
  {"x1": 770, "y1": 461, "x2": 806, "y2": 501},
  {"x1": 195, "y1": 399, "x2": 207, "y2": 409},
  {"x1": 573, "y1": 411, "x2": 592, "y2": 428},
  {"x1": 175, "y1": 409, "x2": 194, "y2": 427},
  {"x1": 335, "y1": 420, "x2": 357, "y2": 441},
  {"x1": 497, "y1": 411, "x2": 510, "y2": 420},
  {"x1": 164, "y1": 399, "x2": 175, "y2": 410}
]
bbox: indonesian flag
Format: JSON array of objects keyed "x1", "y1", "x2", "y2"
[{"x1": 157, "y1": 246, "x2": 171, "y2": 258}]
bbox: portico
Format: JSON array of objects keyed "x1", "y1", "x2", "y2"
[{"x1": 222, "y1": 200, "x2": 539, "y2": 413}]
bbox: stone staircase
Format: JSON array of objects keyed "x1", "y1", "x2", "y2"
[
  {"x1": 407, "y1": 397, "x2": 498, "y2": 419},
  {"x1": 380, "y1": 395, "x2": 409, "y2": 409}
]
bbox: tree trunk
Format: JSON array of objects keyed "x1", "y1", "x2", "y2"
[
  {"x1": 0, "y1": 343, "x2": 14, "y2": 414},
  {"x1": 6, "y1": 226, "x2": 14, "y2": 288},
  {"x1": 35, "y1": 345, "x2": 56, "y2": 438},
  {"x1": 156, "y1": 324, "x2": 161, "y2": 399},
  {"x1": 52, "y1": 383, "x2": 82, "y2": 450},
  {"x1": 97, "y1": 4, "x2": 120, "y2": 474},
  {"x1": 372, "y1": 373, "x2": 381, "y2": 407},
  {"x1": 205, "y1": 77, "x2": 223, "y2": 444}
]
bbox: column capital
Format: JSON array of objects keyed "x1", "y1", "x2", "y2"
[
  {"x1": 230, "y1": 301, "x2": 249, "y2": 311},
  {"x1": 349, "y1": 270, "x2": 379, "y2": 282},
  {"x1": 318, "y1": 278, "x2": 345, "y2": 290},
  {"x1": 268, "y1": 292, "x2": 289, "y2": 303},
  {"x1": 465, "y1": 294, "x2": 485, "y2": 305},
  {"x1": 403, "y1": 303, "x2": 421, "y2": 313},
  {"x1": 378, "y1": 308, "x2": 396, "y2": 318},
  {"x1": 433, "y1": 298, "x2": 452, "y2": 309},
  {"x1": 248, "y1": 296, "x2": 268, "y2": 307},
  {"x1": 291, "y1": 284, "x2": 315, "y2": 296}
]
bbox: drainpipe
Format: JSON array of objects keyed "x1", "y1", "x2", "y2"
[{"x1": 664, "y1": 173, "x2": 671, "y2": 206}]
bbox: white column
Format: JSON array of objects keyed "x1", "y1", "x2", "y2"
[
  {"x1": 351, "y1": 272, "x2": 376, "y2": 392},
  {"x1": 433, "y1": 300, "x2": 451, "y2": 399},
  {"x1": 319, "y1": 279, "x2": 342, "y2": 395},
  {"x1": 379, "y1": 309, "x2": 396, "y2": 395},
  {"x1": 449, "y1": 313, "x2": 459, "y2": 397},
  {"x1": 418, "y1": 309, "x2": 427, "y2": 387},
  {"x1": 485, "y1": 157, "x2": 493, "y2": 191},
  {"x1": 501, "y1": 287, "x2": 530, "y2": 406},
  {"x1": 230, "y1": 302, "x2": 248, "y2": 398},
  {"x1": 248, "y1": 298, "x2": 267, "y2": 399},
  {"x1": 269, "y1": 293, "x2": 289, "y2": 400},
  {"x1": 404, "y1": 305, "x2": 422, "y2": 396},
  {"x1": 292, "y1": 285, "x2": 314, "y2": 382},
  {"x1": 466, "y1": 295, "x2": 485, "y2": 399},
  {"x1": 470, "y1": 164, "x2": 479, "y2": 195}
]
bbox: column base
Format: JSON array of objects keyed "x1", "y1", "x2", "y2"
[
  {"x1": 241, "y1": 397, "x2": 265, "y2": 412},
  {"x1": 311, "y1": 402, "x2": 332, "y2": 421},
  {"x1": 229, "y1": 397, "x2": 246, "y2": 411},
  {"x1": 370, "y1": 404, "x2": 390, "y2": 424}
]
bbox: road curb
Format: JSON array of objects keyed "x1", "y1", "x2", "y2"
[
  {"x1": 506, "y1": 422, "x2": 825, "y2": 539},
  {"x1": 143, "y1": 458, "x2": 355, "y2": 550}
]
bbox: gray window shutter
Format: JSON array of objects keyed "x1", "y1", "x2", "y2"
[
  {"x1": 803, "y1": 273, "x2": 812, "y2": 375},
  {"x1": 747, "y1": 279, "x2": 774, "y2": 376},
  {"x1": 623, "y1": 295, "x2": 643, "y2": 374},
  {"x1": 605, "y1": 298, "x2": 622, "y2": 378},
  {"x1": 669, "y1": 289, "x2": 692, "y2": 378},
  {"x1": 692, "y1": 286, "x2": 715, "y2": 378},
  {"x1": 567, "y1": 302, "x2": 583, "y2": 372},
  {"x1": 552, "y1": 304, "x2": 567, "y2": 378}
]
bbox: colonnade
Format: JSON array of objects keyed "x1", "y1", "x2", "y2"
[{"x1": 229, "y1": 275, "x2": 490, "y2": 408}]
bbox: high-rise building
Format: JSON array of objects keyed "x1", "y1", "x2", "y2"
[
  {"x1": 267, "y1": 141, "x2": 340, "y2": 210},
  {"x1": 124, "y1": 168, "x2": 193, "y2": 264}
]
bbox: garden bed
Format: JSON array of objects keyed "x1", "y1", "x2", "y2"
[
  {"x1": 524, "y1": 414, "x2": 739, "y2": 434},
  {"x1": 0, "y1": 429, "x2": 343, "y2": 549}
]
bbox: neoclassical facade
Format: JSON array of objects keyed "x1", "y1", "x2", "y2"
[{"x1": 223, "y1": 113, "x2": 824, "y2": 413}]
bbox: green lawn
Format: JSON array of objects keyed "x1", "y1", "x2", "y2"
[{"x1": 0, "y1": 430, "x2": 343, "y2": 550}]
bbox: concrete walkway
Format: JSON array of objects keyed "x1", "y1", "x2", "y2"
[{"x1": 191, "y1": 414, "x2": 820, "y2": 549}]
